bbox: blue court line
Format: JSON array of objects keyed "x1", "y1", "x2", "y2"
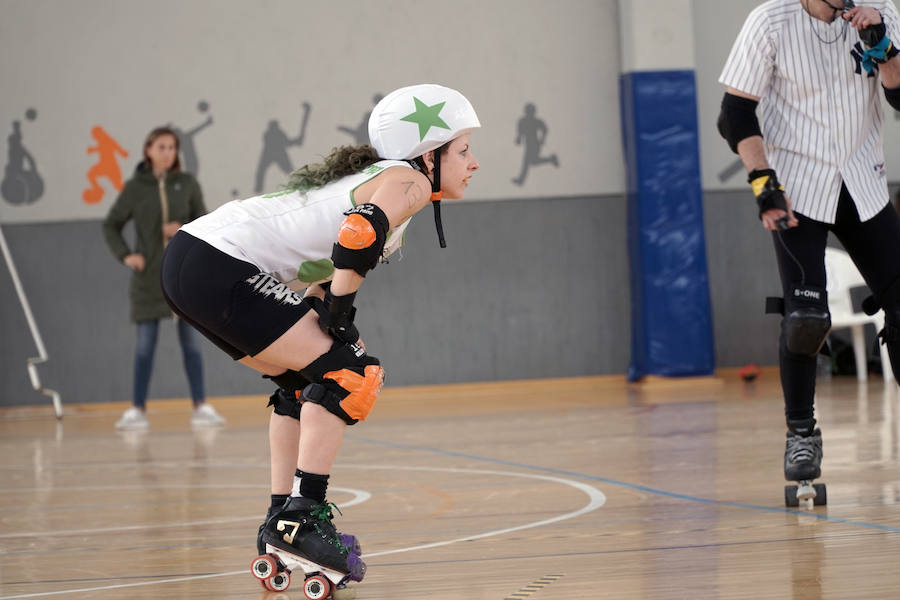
[{"x1": 352, "y1": 436, "x2": 900, "y2": 534}]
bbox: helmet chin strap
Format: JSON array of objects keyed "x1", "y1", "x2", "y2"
[{"x1": 430, "y1": 147, "x2": 446, "y2": 248}]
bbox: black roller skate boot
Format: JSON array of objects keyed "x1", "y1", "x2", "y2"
[
  {"x1": 258, "y1": 499, "x2": 362, "y2": 558},
  {"x1": 252, "y1": 495, "x2": 366, "y2": 594},
  {"x1": 783, "y1": 418, "x2": 826, "y2": 509}
]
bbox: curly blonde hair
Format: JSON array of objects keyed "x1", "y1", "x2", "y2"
[{"x1": 286, "y1": 145, "x2": 381, "y2": 192}]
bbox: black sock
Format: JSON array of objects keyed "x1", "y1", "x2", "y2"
[{"x1": 297, "y1": 470, "x2": 329, "y2": 503}]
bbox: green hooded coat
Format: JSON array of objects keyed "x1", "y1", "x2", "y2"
[{"x1": 102, "y1": 163, "x2": 206, "y2": 322}]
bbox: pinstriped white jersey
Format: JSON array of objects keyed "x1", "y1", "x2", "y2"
[{"x1": 719, "y1": 0, "x2": 900, "y2": 223}]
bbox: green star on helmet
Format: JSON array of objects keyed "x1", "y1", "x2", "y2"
[{"x1": 400, "y1": 97, "x2": 451, "y2": 141}]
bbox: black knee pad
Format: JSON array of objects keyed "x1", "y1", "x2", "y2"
[
  {"x1": 781, "y1": 284, "x2": 831, "y2": 357},
  {"x1": 299, "y1": 341, "x2": 384, "y2": 425},
  {"x1": 263, "y1": 370, "x2": 311, "y2": 422}
]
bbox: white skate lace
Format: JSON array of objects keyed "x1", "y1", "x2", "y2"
[{"x1": 787, "y1": 435, "x2": 820, "y2": 463}]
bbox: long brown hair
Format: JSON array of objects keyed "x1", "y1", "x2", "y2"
[
  {"x1": 285, "y1": 145, "x2": 380, "y2": 192},
  {"x1": 142, "y1": 126, "x2": 182, "y2": 173}
]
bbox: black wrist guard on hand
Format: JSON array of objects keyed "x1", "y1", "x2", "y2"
[
  {"x1": 749, "y1": 169, "x2": 788, "y2": 218},
  {"x1": 321, "y1": 290, "x2": 360, "y2": 344}
]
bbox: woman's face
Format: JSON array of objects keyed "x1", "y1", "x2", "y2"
[
  {"x1": 436, "y1": 133, "x2": 479, "y2": 199},
  {"x1": 145, "y1": 134, "x2": 178, "y2": 173}
]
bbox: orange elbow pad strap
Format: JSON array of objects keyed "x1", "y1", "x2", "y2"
[
  {"x1": 332, "y1": 203, "x2": 389, "y2": 277},
  {"x1": 300, "y1": 341, "x2": 385, "y2": 425}
]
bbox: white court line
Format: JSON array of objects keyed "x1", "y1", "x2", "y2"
[
  {"x1": 0, "y1": 466, "x2": 605, "y2": 599},
  {"x1": 0, "y1": 487, "x2": 371, "y2": 540}
]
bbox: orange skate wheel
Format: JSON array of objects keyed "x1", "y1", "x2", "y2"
[
  {"x1": 267, "y1": 570, "x2": 291, "y2": 592},
  {"x1": 250, "y1": 554, "x2": 278, "y2": 580},
  {"x1": 303, "y1": 574, "x2": 332, "y2": 600}
]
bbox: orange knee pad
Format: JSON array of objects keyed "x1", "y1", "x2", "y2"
[{"x1": 300, "y1": 341, "x2": 385, "y2": 425}]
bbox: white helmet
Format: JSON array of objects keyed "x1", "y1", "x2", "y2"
[{"x1": 368, "y1": 84, "x2": 480, "y2": 160}]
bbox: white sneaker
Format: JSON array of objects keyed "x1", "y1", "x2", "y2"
[
  {"x1": 115, "y1": 407, "x2": 149, "y2": 431},
  {"x1": 191, "y1": 403, "x2": 225, "y2": 428}
]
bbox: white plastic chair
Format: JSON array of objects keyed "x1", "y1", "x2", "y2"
[{"x1": 824, "y1": 247, "x2": 894, "y2": 383}]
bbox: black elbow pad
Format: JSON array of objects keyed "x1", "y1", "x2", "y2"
[
  {"x1": 717, "y1": 93, "x2": 762, "y2": 154},
  {"x1": 884, "y1": 85, "x2": 900, "y2": 112}
]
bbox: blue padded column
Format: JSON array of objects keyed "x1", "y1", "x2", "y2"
[{"x1": 620, "y1": 70, "x2": 715, "y2": 380}]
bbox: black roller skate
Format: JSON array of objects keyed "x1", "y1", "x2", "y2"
[
  {"x1": 251, "y1": 496, "x2": 365, "y2": 598},
  {"x1": 783, "y1": 418, "x2": 826, "y2": 510}
]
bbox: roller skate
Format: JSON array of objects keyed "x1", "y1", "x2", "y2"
[
  {"x1": 783, "y1": 418, "x2": 826, "y2": 510},
  {"x1": 251, "y1": 496, "x2": 365, "y2": 598}
]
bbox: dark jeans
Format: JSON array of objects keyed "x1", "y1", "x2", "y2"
[{"x1": 134, "y1": 318, "x2": 205, "y2": 409}]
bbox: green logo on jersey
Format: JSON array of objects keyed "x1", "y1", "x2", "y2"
[
  {"x1": 400, "y1": 97, "x2": 450, "y2": 141},
  {"x1": 297, "y1": 258, "x2": 334, "y2": 283},
  {"x1": 361, "y1": 164, "x2": 385, "y2": 175}
]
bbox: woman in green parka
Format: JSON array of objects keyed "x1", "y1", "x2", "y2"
[{"x1": 102, "y1": 126, "x2": 224, "y2": 430}]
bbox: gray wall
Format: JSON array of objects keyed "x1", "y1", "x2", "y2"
[
  {"x1": 4, "y1": 186, "x2": 893, "y2": 408},
  {"x1": 1, "y1": 195, "x2": 632, "y2": 406}
]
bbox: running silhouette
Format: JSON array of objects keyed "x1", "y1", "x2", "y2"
[
  {"x1": 170, "y1": 100, "x2": 213, "y2": 176},
  {"x1": 83, "y1": 126, "x2": 129, "y2": 204},
  {"x1": 2, "y1": 120, "x2": 44, "y2": 205},
  {"x1": 254, "y1": 102, "x2": 311, "y2": 193},
  {"x1": 512, "y1": 103, "x2": 559, "y2": 186},
  {"x1": 336, "y1": 93, "x2": 383, "y2": 144}
]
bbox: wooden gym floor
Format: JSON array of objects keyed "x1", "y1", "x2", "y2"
[{"x1": 1, "y1": 368, "x2": 899, "y2": 599}]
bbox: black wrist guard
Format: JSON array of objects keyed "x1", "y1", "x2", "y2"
[
  {"x1": 321, "y1": 290, "x2": 359, "y2": 344},
  {"x1": 749, "y1": 169, "x2": 788, "y2": 218}
]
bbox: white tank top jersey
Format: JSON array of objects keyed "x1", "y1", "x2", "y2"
[
  {"x1": 180, "y1": 159, "x2": 414, "y2": 289},
  {"x1": 719, "y1": 0, "x2": 900, "y2": 223}
]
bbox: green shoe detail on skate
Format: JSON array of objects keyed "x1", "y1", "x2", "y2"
[{"x1": 310, "y1": 501, "x2": 350, "y2": 554}]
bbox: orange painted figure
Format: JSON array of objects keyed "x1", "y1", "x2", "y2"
[{"x1": 83, "y1": 126, "x2": 129, "y2": 204}]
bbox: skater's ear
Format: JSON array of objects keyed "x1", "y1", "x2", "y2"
[{"x1": 421, "y1": 149, "x2": 435, "y2": 175}]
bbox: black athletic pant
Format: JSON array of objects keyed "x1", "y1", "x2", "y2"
[{"x1": 772, "y1": 184, "x2": 900, "y2": 423}]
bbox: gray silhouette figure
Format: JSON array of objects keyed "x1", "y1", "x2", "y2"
[
  {"x1": 337, "y1": 93, "x2": 383, "y2": 145},
  {"x1": 254, "y1": 102, "x2": 312, "y2": 193},
  {"x1": 170, "y1": 101, "x2": 213, "y2": 176},
  {"x1": 718, "y1": 158, "x2": 744, "y2": 183},
  {"x1": 512, "y1": 103, "x2": 559, "y2": 186},
  {"x1": 2, "y1": 119, "x2": 44, "y2": 205}
]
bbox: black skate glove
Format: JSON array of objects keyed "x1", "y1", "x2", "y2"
[
  {"x1": 858, "y1": 15, "x2": 899, "y2": 73},
  {"x1": 320, "y1": 290, "x2": 360, "y2": 344},
  {"x1": 749, "y1": 169, "x2": 789, "y2": 228}
]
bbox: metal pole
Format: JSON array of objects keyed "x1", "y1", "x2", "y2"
[{"x1": 0, "y1": 225, "x2": 62, "y2": 418}]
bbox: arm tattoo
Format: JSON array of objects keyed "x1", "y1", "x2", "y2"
[{"x1": 401, "y1": 180, "x2": 426, "y2": 208}]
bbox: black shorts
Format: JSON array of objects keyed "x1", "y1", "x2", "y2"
[{"x1": 161, "y1": 231, "x2": 311, "y2": 360}]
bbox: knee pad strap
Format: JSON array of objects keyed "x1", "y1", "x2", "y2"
[
  {"x1": 267, "y1": 388, "x2": 304, "y2": 421},
  {"x1": 263, "y1": 370, "x2": 311, "y2": 422}
]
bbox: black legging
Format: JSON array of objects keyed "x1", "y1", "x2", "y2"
[{"x1": 772, "y1": 184, "x2": 900, "y2": 422}]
